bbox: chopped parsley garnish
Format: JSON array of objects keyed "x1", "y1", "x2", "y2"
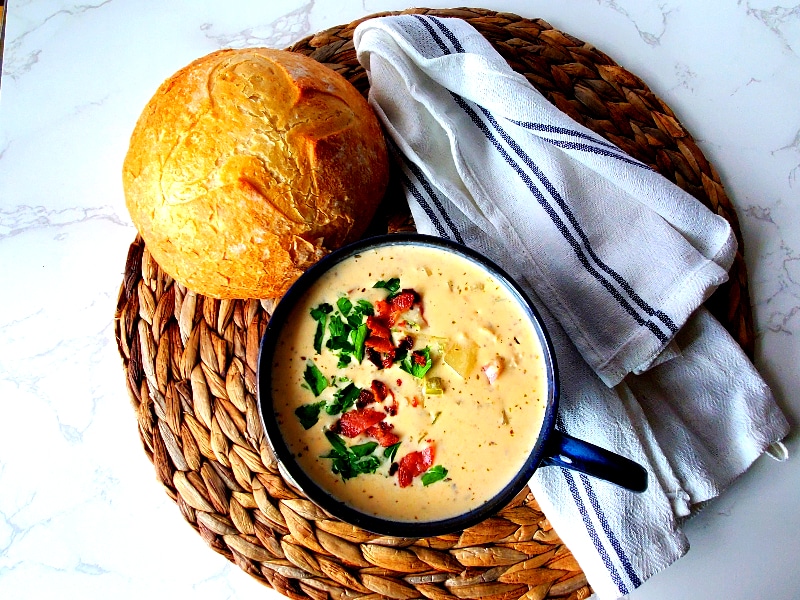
[
  {"x1": 303, "y1": 361, "x2": 329, "y2": 397},
  {"x1": 337, "y1": 296, "x2": 353, "y2": 316},
  {"x1": 310, "y1": 303, "x2": 333, "y2": 354},
  {"x1": 310, "y1": 303, "x2": 334, "y2": 320},
  {"x1": 325, "y1": 382, "x2": 361, "y2": 415},
  {"x1": 421, "y1": 465, "x2": 448, "y2": 486},
  {"x1": 326, "y1": 314, "x2": 355, "y2": 367},
  {"x1": 384, "y1": 441, "x2": 401, "y2": 462},
  {"x1": 400, "y1": 346, "x2": 433, "y2": 378},
  {"x1": 356, "y1": 299, "x2": 375, "y2": 313},
  {"x1": 353, "y1": 323, "x2": 368, "y2": 363},
  {"x1": 313, "y1": 298, "x2": 373, "y2": 367},
  {"x1": 328, "y1": 314, "x2": 348, "y2": 339},
  {"x1": 300, "y1": 283, "x2": 450, "y2": 487},
  {"x1": 347, "y1": 299, "x2": 375, "y2": 329},
  {"x1": 373, "y1": 278, "x2": 401, "y2": 299},
  {"x1": 295, "y1": 400, "x2": 325, "y2": 430},
  {"x1": 321, "y1": 431, "x2": 382, "y2": 480},
  {"x1": 351, "y1": 441, "x2": 380, "y2": 457}
]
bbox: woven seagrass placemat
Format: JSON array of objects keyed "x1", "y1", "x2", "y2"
[{"x1": 114, "y1": 8, "x2": 754, "y2": 600}]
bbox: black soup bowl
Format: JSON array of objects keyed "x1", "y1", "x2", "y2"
[{"x1": 257, "y1": 234, "x2": 647, "y2": 537}]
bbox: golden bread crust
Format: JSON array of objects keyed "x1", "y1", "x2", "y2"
[{"x1": 123, "y1": 48, "x2": 389, "y2": 298}]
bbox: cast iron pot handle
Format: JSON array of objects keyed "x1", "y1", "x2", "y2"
[{"x1": 541, "y1": 430, "x2": 648, "y2": 492}]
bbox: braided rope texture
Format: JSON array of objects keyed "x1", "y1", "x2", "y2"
[{"x1": 114, "y1": 8, "x2": 754, "y2": 600}]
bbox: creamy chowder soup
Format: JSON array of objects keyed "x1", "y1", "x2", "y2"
[{"x1": 270, "y1": 244, "x2": 547, "y2": 522}]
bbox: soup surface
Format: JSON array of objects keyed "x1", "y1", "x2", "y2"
[{"x1": 270, "y1": 243, "x2": 547, "y2": 522}]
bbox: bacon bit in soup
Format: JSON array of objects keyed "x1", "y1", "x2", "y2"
[
  {"x1": 366, "y1": 348, "x2": 382, "y2": 369},
  {"x1": 365, "y1": 336, "x2": 395, "y2": 355},
  {"x1": 364, "y1": 337, "x2": 396, "y2": 370},
  {"x1": 366, "y1": 315, "x2": 392, "y2": 340},
  {"x1": 334, "y1": 408, "x2": 386, "y2": 438},
  {"x1": 372, "y1": 289, "x2": 418, "y2": 326},
  {"x1": 397, "y1": 444, "x2": 435, "y2": 487},
  {"x1": 371, "y1": 380, "x2": 390, "y2": 401},
  {"x1": 391, "y1": 289, "x2": 418, "y2": 313},
  {"x1": 374, "y1": 299, "x2": 391, "y2": 321},
  {"x1": 365, "y1": 421, "x2": 400, "y2": 447},
  {"x1": 364, "y1": 287, "x2": 425, "y2": 372},
  {"x1": 356, "y1": 388, "x2": 376, "y2": 409},
  {"x1": 391, "y1": 292, "x2": 425, "y2": 328},
  {"x1": 366, "y1": 347, "x2": 394, "y2": 370}
]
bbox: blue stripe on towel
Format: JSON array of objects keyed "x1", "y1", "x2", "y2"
[
  {"x1": 541, "y1": 138, "x2": 650, "y2": 168},
  {"x1": 510, "y1": 120, "x2": 624, "y2": 151},
  {"x1": 394, "y1": 169, "x2": 451, "y2": 240},
  {"x1": 429, "y1": 15, "x2": 465, "y2": 51},
  {"x1": 412, "y1": 15, "x2": 452, "y2": 55},
  {"x1": 388, "y1": 140, "x2": 449, "y2": 238},
  {"x1": 397, "y1": 167, "x2": 450, "y2": 239},
  {"x1": 508, "y1": 120, "x2": 652, "y2": 170},
  {"x1": 580, "y1": 474, "x2": 643, "y2": 588},
  {"x1": 563, "y1": 469, "x2": 630, "y2": 595},
  {"x1": 419, "y1": 23, "x2": 643, "y2": 175},
  {"x1": 397, "y1": 152, "x2": 466, "y2": 244},
  {"x1": 387, "y1": 139, "x2": 462, "y2": 242}
]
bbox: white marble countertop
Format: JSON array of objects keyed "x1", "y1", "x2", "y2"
[{"x1": 0, "y1": 1, "x2": 797, "y2": 598}]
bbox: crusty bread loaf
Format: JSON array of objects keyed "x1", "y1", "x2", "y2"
[{"x1": 123, "y1": 48, "x2": 389, "y2": 299}]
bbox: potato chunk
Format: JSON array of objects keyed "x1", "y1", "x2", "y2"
[{"x1": 443, "y1": 338, "x2": 478, "y2": 378}]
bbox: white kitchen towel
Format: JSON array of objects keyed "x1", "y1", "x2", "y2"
[{"x1": 354, "y1": 15, "x2": 790, "y2": 599}]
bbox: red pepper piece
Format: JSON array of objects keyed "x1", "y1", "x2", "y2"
[
  {"x1": 336, "y1": 408, "x2": 386, "y2": 438},
  {"x1": 397, "y1": 444, "x2": 435, "y2": 488},
  {"x1": 371, "y1": 380, "x2": 390, "y2": 402},
  {"x1": 365, "y1": 336, "x2": 395, "y2": 354},
  {"x1": 365, "y1": 422, "x2": 400, "y2": 447},
  {"x1": 412, "y1": 351, "x2": 427, "y2": 366},
  {"x1": 366, "y1": 315, "x2": 392, "y2": 340},
  {"x1": 356, "y1": 388, "x2": 376, "y2": 409}
]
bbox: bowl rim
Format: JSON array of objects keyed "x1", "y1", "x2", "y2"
[{"x1": 256, "y1": 233, "x2": 560, "y2": 537}]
